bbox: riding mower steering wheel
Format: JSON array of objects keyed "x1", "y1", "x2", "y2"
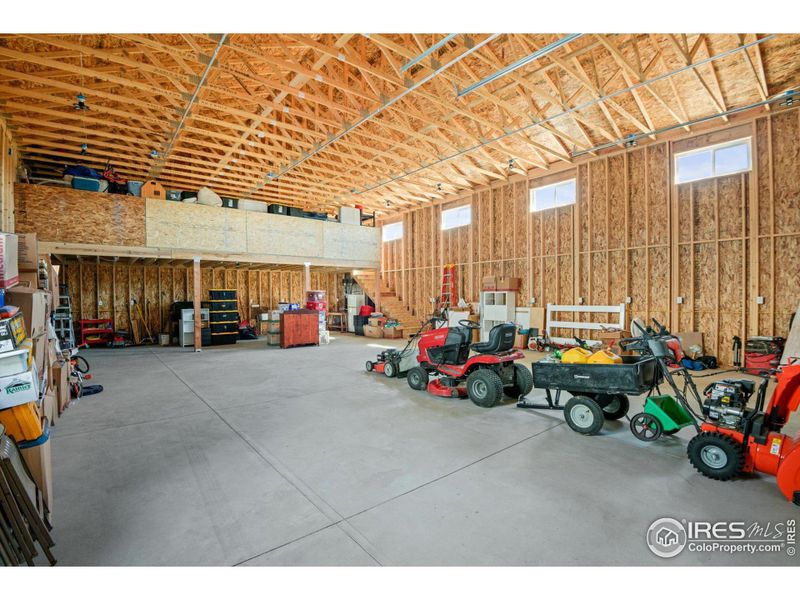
[{"x1": 458, "y1": 319, "x2": 480, "y2": 330}]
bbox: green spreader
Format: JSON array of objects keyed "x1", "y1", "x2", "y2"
[{"x1": 629, "y1": 394, "x2": 695, "y2": 441}]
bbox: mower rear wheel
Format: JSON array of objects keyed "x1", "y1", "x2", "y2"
[
  {"x1": 563, "y1": 396, "x2": 604, "y2": 435},
  {"x1": 384, "y1": 361, "x2": 397, "y2": 378},
  {"x1": 599, "y1": 393, "x2": 629, "y2": 420},
  {"x1": 407, "y1": 366, "x2": 429, "y2": 391},
  {"x1": 687, "y1": 432, "x2": 745, "y2": 481},
  {"x1": 365, "y1": 360, "x2": 374, "y2": 372},
  {"x1": 505, "y1": 364, "x2": 534, "y2": 399},
  {"x1": 466, "y1": 369, "x2": 504, "y2": 408},
  {"x1": 630, "y1": 412, "x2": 662, "y2": 441}
]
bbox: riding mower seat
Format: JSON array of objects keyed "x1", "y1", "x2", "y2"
[{"x1": 471, "y1": 322, "x2": 516, "y2": 354}]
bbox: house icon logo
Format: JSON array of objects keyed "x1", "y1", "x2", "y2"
[{"x1": 646, "y1": 518, "x2": 687, "y2": 558}]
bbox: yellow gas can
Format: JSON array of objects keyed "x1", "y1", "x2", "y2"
[
  {"x1": 588, "y1": 349, "x2": 623, "y2": 364},
  {"x1": 561, "y1": 347, "x2": 592, "y2": 364}
]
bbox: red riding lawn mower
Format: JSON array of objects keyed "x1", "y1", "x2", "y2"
[
  {"x1": 687, "y1": 359, "x2": 800, "y2": 505},
  {"x1": 406, "y1": 318, "x2": 533, "y2": 407}
]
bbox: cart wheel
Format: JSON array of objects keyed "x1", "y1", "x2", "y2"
[
  {"x1": 365, "y1": 360, "x2": 374, "y2": 372},
  {"x1": 563, "y1": 396, "x2": 605, "y2": 435},
  {"x1": 598, "y1": 393, "x2": 629, "y2": 420},
  {"x1": 687, "y1": 432, "x2": 745, "y2": 481},
  {"x1": 630, "y1": 412, "x2": 663, "y2": 442},
  {"x1": 407, "y1": 366, "x2": 429, "y2": 391},
  {"x1": 384, "y1": 360, "x2": 397, "y2": 378}
]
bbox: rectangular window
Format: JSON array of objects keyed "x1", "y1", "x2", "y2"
[
  {"x1": 530, "y1": 178, "x2": 576, "y2": 212},
  {"x1": 441, "y1": 204, "x2": 471, "y2": 230},
  {"x1": 675, "y1": 137, "x2": 751, "y2": 184},
  {"x1": 382, "y1": 221, "x2": 403, "y2": 242}
]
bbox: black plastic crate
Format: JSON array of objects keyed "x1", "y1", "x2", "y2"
[
  {"x1": 532, "y1": 355, "x2": 661, "y2": 396},
  {"x1": 268, "y1": 203, "x2": 289, "y2": 215},
  {"x1": 210, "y1": 310, "x2": 239, "y2": 322},
  {"x1": 209, "y1": 289, "x2": 237, "y2": 300},
  {"x1": 288, "y1": 206, "x2": 307, "y2": 218},
  {"x1": 221, "y1": 197, "x2": 238, "y2": 209},
  {"x1": 208, "y1": 299, "x2": 237, "y2": 311},
  {"x1": 210, "y1": 331, "x2": 238, "y2": 345},
  {"x1": 211, "y1": 321, "x2": 239, "y2": 333}
]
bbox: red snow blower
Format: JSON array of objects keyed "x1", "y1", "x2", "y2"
[
  {"x1": 405, "y1": 316, "x2": 532, "y2": 408},
  {"x1": 687, "y1": 359, "x2": 800, "y2": 505}
]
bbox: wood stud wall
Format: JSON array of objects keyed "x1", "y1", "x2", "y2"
[
  {"x1": 0, "y1": 117, "x2": 16, "y2": 232},
  {"x1": 382, "y1": 110, "x2": 800, "y2": 365},
  {"x1": 61, "y1": 261, "x2": 344, "y2": 338}
]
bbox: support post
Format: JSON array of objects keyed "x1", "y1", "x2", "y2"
[
  {"x1": 193, "y1": 257, "x2": 201, "y2": 351},
  {"x1": 303, "y1": 262, "x2": 311, "y2": 294}
]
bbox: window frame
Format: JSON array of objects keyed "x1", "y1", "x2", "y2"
[
  {"x1": 381, "y1": 221, "x2": 403, "y2": 242},
  {"x1": 441, "y1": 204, "x2": 472, "y2": 231},
  {"x1": 674, "y1": 136, "x2": 752, "y2": 185},
  {"x1": 529, "y1": 177, "x2": 577, "y2": 212}
]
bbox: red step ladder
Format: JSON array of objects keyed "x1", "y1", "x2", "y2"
[{"x1": 436, "y1": 264, "x2": 457, "y2": 313}]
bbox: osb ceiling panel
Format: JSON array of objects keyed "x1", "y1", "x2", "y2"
[{"x1": 0, "y1": 33, "x2": 798, "y2": 216}]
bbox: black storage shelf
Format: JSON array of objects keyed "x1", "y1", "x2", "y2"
[
  {"x1": 209, "y1": 289, "x2": 237, "y2": 300},
  {"x1": 210, "y1": 331, "x2": 238, "y2": 345},
  {"x1": 211, "y1": 321, "x2": 239, "y2": 334},
  {"x1": 210, "y1": 310, "x2": 239, "y2": 322},
  {"x1": 209, "y1": 299, "x2": 237, "y2": 311}
]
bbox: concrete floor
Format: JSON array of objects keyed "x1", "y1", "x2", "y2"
[{"x1": 49, "y1": 335, "x2": 799, "y2": 566}]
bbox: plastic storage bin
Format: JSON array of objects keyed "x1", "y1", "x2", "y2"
[{"x1": 209, "y1": 289, "x2": 237, "y2": 300}]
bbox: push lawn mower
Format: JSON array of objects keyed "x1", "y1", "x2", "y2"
[
  {"x1": 366, "y1": 331, "x2": 423, "y2": 378},
  {"x1": 405, "y1": 318, "x2": 533, "y2": 407},
  {"x1": 686, "y1": 360, "x2": 800, "y2": 505}
]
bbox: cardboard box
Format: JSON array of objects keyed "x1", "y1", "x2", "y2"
[
  {"x1": 675, "y1": 332, "x2": 704, "y2": 358},
  {"x1": 0, "y1": 232, "x2": 19, "y2": 288},
  {"x1": 41, "y1": 389, "x2": 57, "y2": 427},
  {"x1": 20, "y1": 432, "x2": 53, "y2": 523},
  {"x1": 530, "y1": 307, "x2": 546, "y2": 332},
  {"x1": 482, "y1": 275, "x2": 497, "y2": 291},
  {"x1": 52, "y1": 361, "x2": 69, "y2": 415},
  {"x1": 363, "y1": 324, "x2": 383, "y2": 338},
  {"x1": 382, "y1": 326, "x2": 404, "y2": 339},
  {"x1": 0, "y1": 313, "x2": 26, "y2": 353},
  {"x1": 368, "y1": 316, "x2": 387, "y2": 327},
  {"x1": 5, "y1": 286, "x2": 51, "y2": 338},
  {"x1": 0, "y1": 361, "x2": 39, "y2": 410},
  {"x1": 596, "y1": 329, "x2": 631, "y2": 352},
  {"x1": 514, "y1": 332, "x2": 530, "y2": 350},
  {"x1": 497, "y1": 276, "x2": 522, "y2": 291},
  {"x1": 17, "y1": 233, "x2": 39, "y2": 272},
  {"x1": 17, "y1": 271, "x2": 40, "y2": 289}
]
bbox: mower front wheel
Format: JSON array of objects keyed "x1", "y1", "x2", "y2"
[
  {"x1": 505, "y1": 364, "x2": 533, "y2": 399},
  {"x1": 365, "y1": 360, "x2": 374, "y2": 372},
  {"x1": 687, "y1": 432, "x2": 745, "y2": 481},
  {"x1": 466, "y1": 369, "x2": 504, "y2": 408},
  {"x1": 563, "y1": 396, "x2": 604, "y2": 435},
  {"x1": 407, "y1": 366, "x2": 429, "y2": 391},
  {"x1": 384, "y1": 361, "x2": 397, "y2": 378}
]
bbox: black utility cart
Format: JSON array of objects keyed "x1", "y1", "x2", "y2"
[{"x1": 517, "y1": 356, "x2": 662, "y2": 435}]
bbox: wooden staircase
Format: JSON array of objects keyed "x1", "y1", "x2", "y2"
[{"x1": 352, "y1": 271, "x2": 421, "y2": 334}]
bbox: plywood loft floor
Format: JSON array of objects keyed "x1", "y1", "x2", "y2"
[{"x1": 51, "y1": 337, "x2": 799, "y2": 566}]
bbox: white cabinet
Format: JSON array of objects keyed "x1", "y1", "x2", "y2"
[
  {"x1": 479, "y1": 291, "x2": 516, "y2": 342},
  {"x1": 179, "y1": 308, "x2": 209, "y2": 347}
]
